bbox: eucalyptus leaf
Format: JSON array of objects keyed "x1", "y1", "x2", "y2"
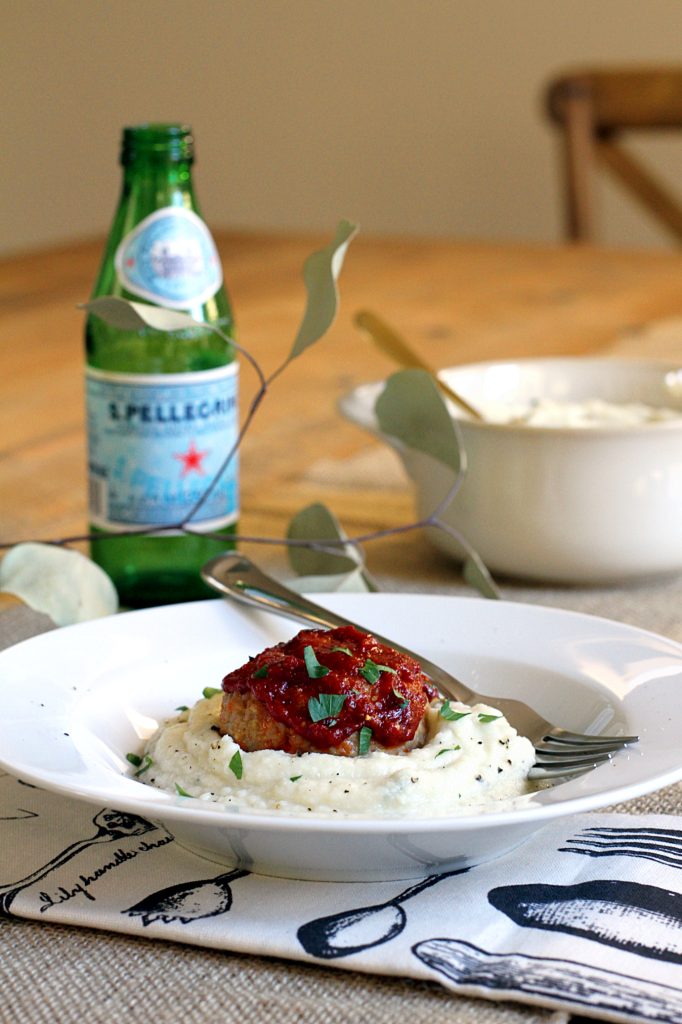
[
  {"x1": 286, "y1": 568, "x2": 371, "y2": 594},
  {"x1": 287, "y1": 503, "x2": 358, "y2": 577},
  {"x1": 287, "y1": 502, "x2": 377, "y2": 591},
  {"x1": 0, "y1": 543, "x2": 118, "y2": 626},
  {"x1": 80, "y1": 297, "x2": 203, "y2": 333},
  {"x1": 287, "y1": 220, "x2": 358, "y2": 363},
  {"x1": 375, "y1": 369, "x2": 461, "y2": 475},
  {"x1": 462, "y1": 551, "x2": 501, "y2": 599}
]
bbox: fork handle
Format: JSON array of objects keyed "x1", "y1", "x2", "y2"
[{"x1": 201, "y1": 553, "x2": 478, "y2": 705}]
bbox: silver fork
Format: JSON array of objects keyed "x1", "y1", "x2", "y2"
[{"x1": 201, "y1": 554, "x2": 639, "y2": 780}]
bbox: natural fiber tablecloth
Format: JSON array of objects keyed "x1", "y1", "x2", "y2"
[{"x1": 3, "y1": 566, "x2": 682, "y2": 1024}]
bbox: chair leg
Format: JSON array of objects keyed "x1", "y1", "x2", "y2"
[{"x1": 561, "y1": 85, "x2": 597, "y2": 242}]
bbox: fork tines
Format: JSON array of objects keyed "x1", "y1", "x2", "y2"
[
  {"x1": 560, "y1": 826, "x2": 682, "y2": 868},
  {"x1": 528, "y1": 732, "x2": 638, "y2": 780}
]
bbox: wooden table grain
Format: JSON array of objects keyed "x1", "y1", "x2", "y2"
[{"x1": 4, "y1": 230, "x2": 682, "y2": 607}]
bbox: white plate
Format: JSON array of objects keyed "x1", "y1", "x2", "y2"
[{"x1": 0, "y1": 595, "x2": 680, "y2": 882}]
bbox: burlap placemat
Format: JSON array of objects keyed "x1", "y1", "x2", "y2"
[{"x1": 2, "y1": 579, "x2": 679, "y2": 1024}]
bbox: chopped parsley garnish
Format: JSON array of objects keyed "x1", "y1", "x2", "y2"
[
  {"x1": 360, "y1": 658, "x2": 397, "y2": 684},
  {"x1": 309, "y1": 693, "x2": 346, "y2": 723},
  {"x1": 253, "y1": 665, "x2": 268, "y2": 678},
  {"x1": 478, "y1": 713, "x2": 502, "y2": 723},
  {"x1": 126, "y1": 752, "x2": 142, "y2": 767},
  {"x1": 304, "y1": 645, "x2": 330, "y2": 678},
  {"x1": 436, "y1": 745, "x2": 461, "y2": 757},
  {"x1": 439, "y1": 701, "x2": 470, "y2": 722},
  {"x1": 175, "y1": 783, "x2": 192, "y2": 797},
  {"x1": 358, "y1": 726, "x2": 372, "y2": 755},
  {"x1": 134, "y1": 754, "x2": 153, "y2": 777},
  {"x1": 229, "y1": 750, "x2": 243, "y2": 779},
  {"x1": 203, "y1": 687, "x2": 222, "y2": 699},
  {"x1": 175, "y1": 706, "x2": 189, "y2": 712},
  {"x1": 331, "y1": 646, "x2": 353, "y2": 656},
  {"x1": 392, "y1": 687, "x2": 409, "y2": 709},
  {"x1": 290, "y1": 775, "x2": 302, "y2": 782}
]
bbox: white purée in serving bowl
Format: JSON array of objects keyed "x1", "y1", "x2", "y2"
[
  {"x1": 340, "y1": 358, "x2": 682, "y2": 584},
  {"x1": 0, "y1": 595, "x2": 678, "y2": 882},
  {"x1": 142, "y1": 694, "x2": 535, "y2": 816}
]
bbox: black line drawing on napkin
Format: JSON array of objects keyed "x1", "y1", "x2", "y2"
[
  {"x1": 0, "y1": 809, "x2": 38, "y2": 821},
  {"x1": 0, "y1": 808, "x2": 158, "y2": 914},
  {"x1": 123, "y1": 868, "x2": 250, "y2": 925},
  {"x1": 297, "y1": 868, "x2": 469, "y2": 959},
  {"x1": 560, "y1": 826, "x2": 682, "y2": 869},
  {"x1": 0, "y1": 773, "x2": 40, "y2": 819},
  {"x1": 412, "y1": 938, "x2": 682, "y2": 1023},
  {"x1": 489, "y1": 879, "x2": 682, "y2": 964}
]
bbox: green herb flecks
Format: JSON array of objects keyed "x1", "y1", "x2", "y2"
[
  {"x1": 134, "y1": 754, "x2": 153, "y2": 776},
  {"x1": 358, "y1": 726, "x2": 372, "y2": 755},
  {"x1": 126, "y1": 752, "x2": 142, "y2": 767},
  {"x1": 360, "y1": 658, "x2": 397, "y2": 684},
  {"x1": 203, "y1": 687, "x2": 222, "y2": 699},
  {"x1": 436, "y1": 745, "x2": 461, "y2": 757},
  {"x1": 478, "y1": 713, "x2": 502, "y2": 723},
  {"x1": 331, "y1": 646, "x2": 353, "y2": 656},
  {"x1": 175, "y1": 706, "x2": 189, "y2": 712},
  {"x1": 290, "y1": 775, "x2": 302, "y2": 782},
  {"x1": 439, "y1": 701, "x2": 470, "y2": 722},
  {"x1": 304, "y1": 645, "x2": 330, "y2": 679},
  {"x1": 229, "y1": 751, "x2": 243, "y2": 780},
  {"x1": 253, "y1": 665, "x2": 268, "y2": 678},
  {"x1": 309, "y1": 693, "x2": 346, "y2": 723},
  {"x1": 175, "y1": 783, "x2": 192, "y2": 797},
  {"x1": 392, "y1": 687, "x2": 409, "y2": 709}
]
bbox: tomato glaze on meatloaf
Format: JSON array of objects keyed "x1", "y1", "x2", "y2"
[{"x1": 220, "y1": 625, "x2": 439, "y2": 757}]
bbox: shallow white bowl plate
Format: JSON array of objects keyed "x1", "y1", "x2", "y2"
[
  {"x1": 0, "y1": 596, "x2": 680, "y2": 882},
  {"x1": 340, "y1": 358, "x2": 682, "y2": 583}
]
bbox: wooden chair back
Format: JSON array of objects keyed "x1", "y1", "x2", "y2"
[{"x1": 546, "y1": 69, "x2": 682, "y2": 242}]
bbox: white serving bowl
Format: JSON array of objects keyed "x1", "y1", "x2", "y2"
[{"x1": 339, "y1": 358, "x2": 682, "y2": 584}]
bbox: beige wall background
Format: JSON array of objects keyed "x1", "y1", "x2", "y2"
[{"x1": 4, "y1": 0, "x2": 682, "y2": 256}]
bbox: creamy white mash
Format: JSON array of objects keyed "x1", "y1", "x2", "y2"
[
  {"x1": 477, "y1": 397, "x2": 682, "y2": 428},
  {"x1": 140, "y1": 693, "x2": 535, "y2": 817}
]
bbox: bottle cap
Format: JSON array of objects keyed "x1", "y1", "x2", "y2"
[{"x1": 121, "y1": 124, "x2": 194, "y2": 164}]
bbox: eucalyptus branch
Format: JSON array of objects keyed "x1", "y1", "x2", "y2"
[{"x1": 1, "y1": 224, "x2": 499, "y2": 599}]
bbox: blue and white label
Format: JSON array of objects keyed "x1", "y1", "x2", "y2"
[
  {"x1": 86, "y1": 363, "x2": 239, "y2": 531},
  {"x1": 115, "y1": 206, "x2": 223, "y2": 309}
]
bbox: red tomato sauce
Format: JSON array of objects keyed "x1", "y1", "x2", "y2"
[{"x1": 222, "y1": 625, "x2": 438, "y2": 750}]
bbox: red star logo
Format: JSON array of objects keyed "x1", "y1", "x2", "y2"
[{"x1": 173, "y1": 440, "x2": 210, "y2": 477}]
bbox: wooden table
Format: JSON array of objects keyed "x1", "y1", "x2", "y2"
[{"x1": 4, "y1": 230, "x2": 682, "y2": 600}]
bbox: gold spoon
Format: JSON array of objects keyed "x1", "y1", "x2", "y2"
[{"x1": 353, "y1": 310, "x2": 484, "y2": 422}]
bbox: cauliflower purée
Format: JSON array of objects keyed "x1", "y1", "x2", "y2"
[
  {"x1": 478, "y1": 397, "x2": 682, "y2": 428},
  {"x1": 141, "y1": 693, "x2": 535, "y2": 817}
]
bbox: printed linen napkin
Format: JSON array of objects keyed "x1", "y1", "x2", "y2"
[{"x1": 2, "y1": 771, "x2": 682, "y2": 1024}]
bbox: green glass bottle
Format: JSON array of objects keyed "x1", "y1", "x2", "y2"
[{"x1": 85, "y1": 124, "x2": 238, "y2": 608}]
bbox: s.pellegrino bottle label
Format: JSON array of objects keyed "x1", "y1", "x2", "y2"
[
  {"x1": 86, "y1": 363, "x2": 239, "y2": 532},
  {"x1": 114, "y1": 206, "x2": 223, "y2": 308}
]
